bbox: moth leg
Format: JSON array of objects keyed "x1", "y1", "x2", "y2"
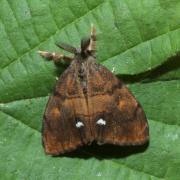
[
  {"x1": 87, "y1": 24, "x2": 96, "y2": 51},
  {"x1": 38, "y1": 51, "x2": 73, "y2": 63}
]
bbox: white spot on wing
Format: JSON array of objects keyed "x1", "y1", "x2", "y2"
[
  {"x1": 96, "y1": 118, "x2": 106, "y2": 125},
  {"x1": 76, "y1": 121, "x2": 84, "y2": 128}
]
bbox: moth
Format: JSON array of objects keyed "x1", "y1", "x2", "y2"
[{"x1": 39, "y1": 25, "x2": 149, "y2": 155}]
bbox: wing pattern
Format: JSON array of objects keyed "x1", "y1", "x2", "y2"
[
  {"x1": 87, "y1": 63, "x2": 149, "y2": 145},
  {"x1": 42, "y1": 61, "x2": 149, "y2": 155}
]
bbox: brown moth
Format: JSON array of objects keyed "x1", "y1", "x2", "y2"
[{"x1": 39, "y1": 25, "x2": 149, "y2": 155}]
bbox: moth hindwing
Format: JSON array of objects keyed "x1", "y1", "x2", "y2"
[{"x1": 39, "y1": 26, "x2": 149, "y2": 155}]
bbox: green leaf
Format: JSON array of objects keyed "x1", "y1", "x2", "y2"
[{"x1": 0, "y1": 0, "x2": 180, "y2": 179}]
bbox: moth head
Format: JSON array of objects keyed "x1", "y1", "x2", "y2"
[
  {"x1": 56, "y1": 39, "x2": 95, "y2": 60},
  {"x1": 56, "y1": 25, "x2": 96, "y2": 61}
]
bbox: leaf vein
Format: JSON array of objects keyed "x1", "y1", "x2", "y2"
[
  {"x1": 0, "y1": 1, "x2": 106, "y2": 70},
  {"x1": 102, "y1": 28, "x2": 180, "y2": 64}
]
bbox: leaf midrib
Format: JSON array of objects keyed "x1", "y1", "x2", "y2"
[{"x1": 0, "y1": 79, "x2": 179, "y2": 104}]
